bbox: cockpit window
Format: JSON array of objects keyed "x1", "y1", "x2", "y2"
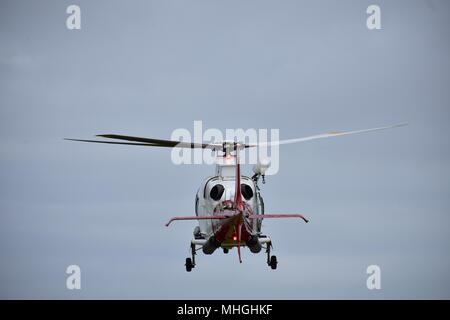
[
  {"x1": 210, "y1": 184, "x2": 225, "y2": 201},
  {"x1": 241, "y1": 184, "x2": 254, "y2": 200}
]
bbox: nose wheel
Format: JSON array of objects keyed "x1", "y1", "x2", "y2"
[
  {"x1": 266, "y1": 242, "x2": 277, "y2": 270},
  {"x1": 185, "y1": 243, "x2": 196, "y2": 272}
]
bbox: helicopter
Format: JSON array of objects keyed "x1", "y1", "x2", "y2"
[{"x1": 66, "y1": 123, "x2": 406, "y2": 271}]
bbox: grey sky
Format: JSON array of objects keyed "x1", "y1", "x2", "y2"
[{"x1": 1, "y1": 0, "x2": 449, "y2": 299}]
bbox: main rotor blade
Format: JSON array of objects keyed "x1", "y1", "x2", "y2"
[
  {"x1": 64, "y1": 138, "x2": 159, "y2": 147},
  {"x1": 66, "y1": 123, "x2": 407, "y2": 149},
  {"x1": 253, "y1": 123, "x2": 407, "y2": 147},
  {"x1": 65, "y1": 135, "x2": 221, "y2": 149},
  {"x1": 96, "y1": 134, "x2": 219, "y2": 149}
]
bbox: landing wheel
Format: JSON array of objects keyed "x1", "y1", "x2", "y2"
[
  {"x1": 185, "y1": 258, "x2": 193, "y2": 272},
  {"x1": 269, "y1": 255, "x2": 278, "y2": 270},
  {"x1": 265, "y1": 241, "x2": 278, "y2": 270},
  {"x1": 185, "y1": 242, "x2": 196, "y2": 272},
  {"x1": 223, "y1": 248, "x2": 229, "y2": 254}
]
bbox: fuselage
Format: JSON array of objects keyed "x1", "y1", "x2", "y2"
[{"x1": 194, "y1": 158, "x2": 264, "y2": 253}]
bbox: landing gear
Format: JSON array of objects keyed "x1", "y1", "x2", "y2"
[
  {"x1": 185, "y1": 258, "x2": 193, "y2": 272},
  {"x1": 269, "y1": 255, "x2": 278, "y2": 270},
  {"x1": 223, "y1": 248, "x2": 229, "y2": 254},
  {"x1": 185, "y1": 242, "x2": 196, "y2": 272},
  {"x1": 266, "y1": 241, "x2": 278, "y2": 270}
]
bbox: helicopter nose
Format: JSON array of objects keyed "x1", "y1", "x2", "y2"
[{"x1": 224, "y1": 188, "x2": 234, "y2": 202}]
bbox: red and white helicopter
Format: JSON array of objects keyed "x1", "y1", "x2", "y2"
[{"x1": 66, "y1": 123, "x2": 405, "y2": 271}]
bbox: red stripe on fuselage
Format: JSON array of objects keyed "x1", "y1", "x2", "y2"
[
  {"x1": 234, "y1": 155, "x2": 244, "y2": 211},
  {"x1": 209, "y1": 153, "x2": 254, "y2": 262}
]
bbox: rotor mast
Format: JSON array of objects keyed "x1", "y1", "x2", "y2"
[{"x1": 215, "y1": 141, "x2": 245, "y2": 177}]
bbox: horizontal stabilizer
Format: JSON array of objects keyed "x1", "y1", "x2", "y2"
[
  {"x1": 248, "y1": 214, "x2": 309, "y2": 223},
  {"x1": 165, "y1": 215, "x2": 231, "y2": 227}
]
